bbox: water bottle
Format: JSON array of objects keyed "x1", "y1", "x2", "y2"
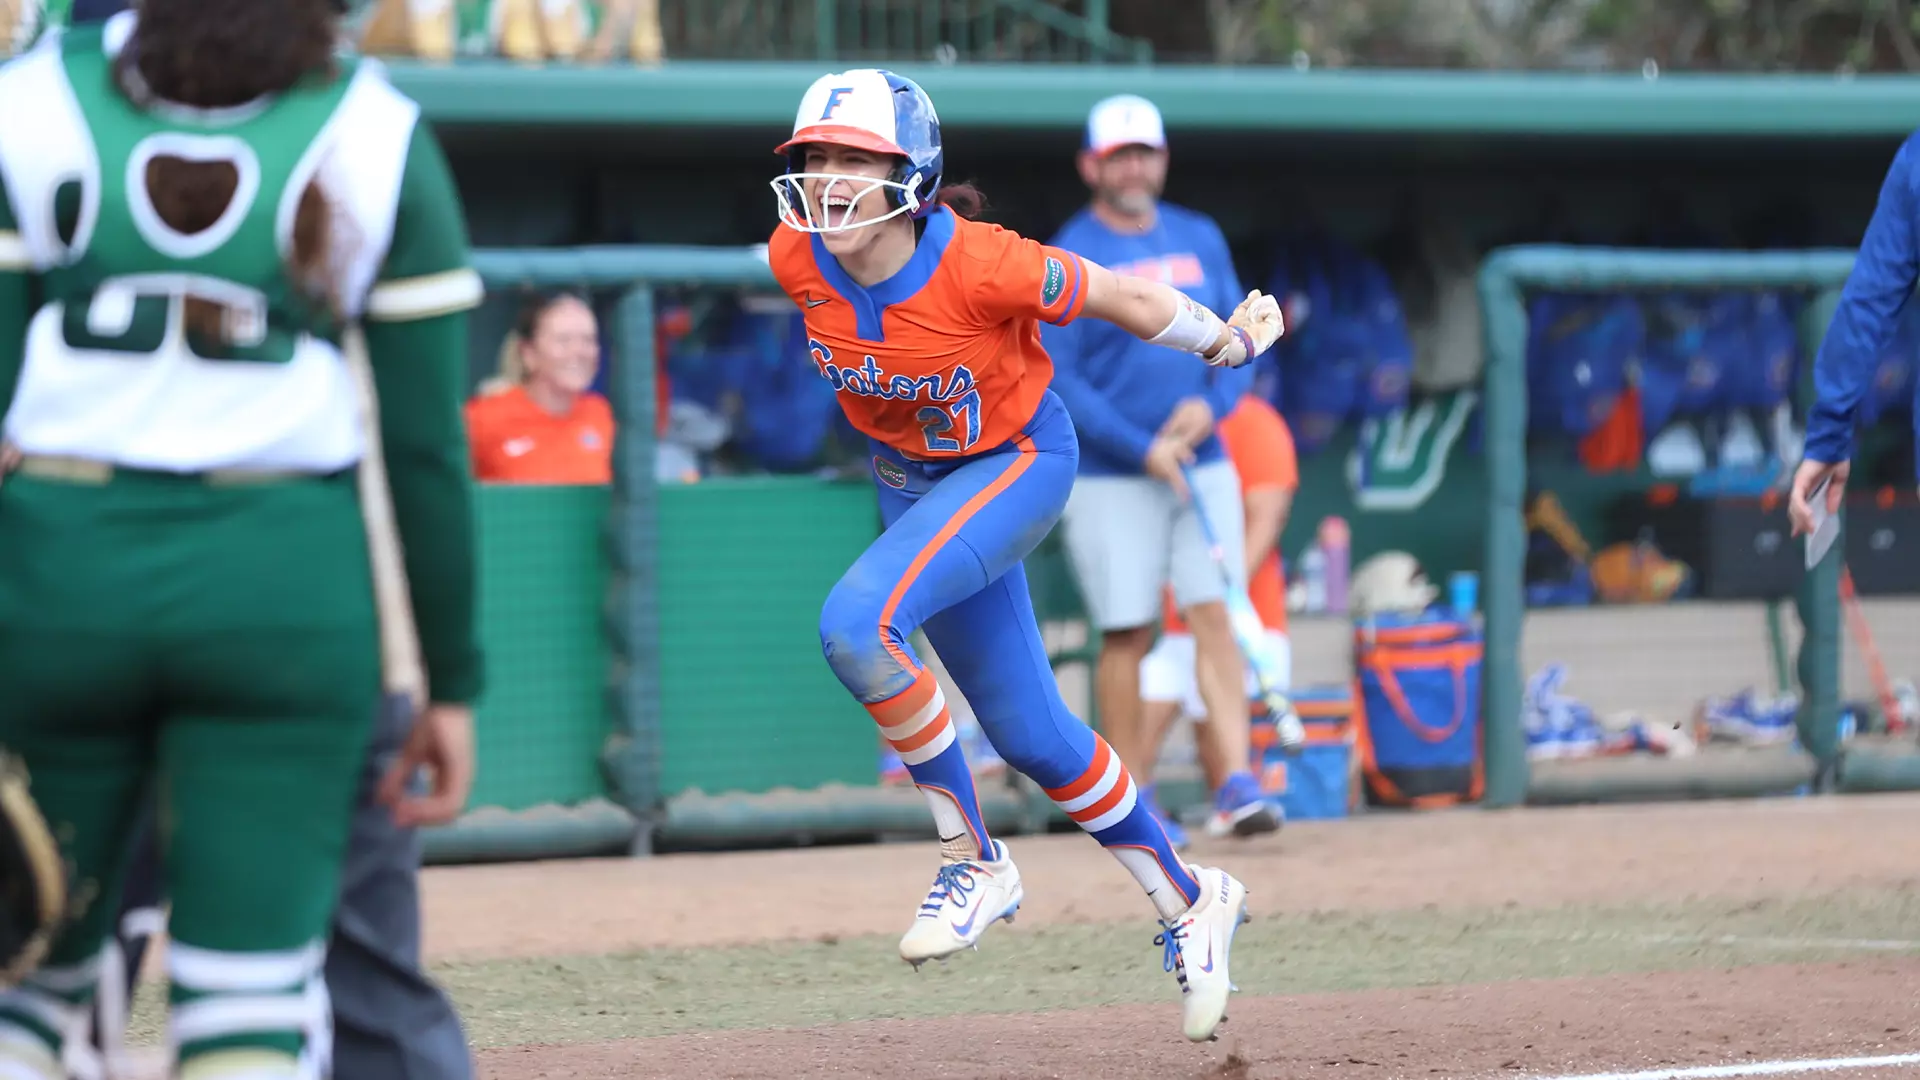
[
  {"x1": 1318, "y1": 517, "x2": 1351, "y2": 614},
  {"x1": 1299, "y1": 542, "x2": 1328, "y2": 614},
  {"x1": 1449, "y1": 571, "x2": 1479, "y2": 618}
]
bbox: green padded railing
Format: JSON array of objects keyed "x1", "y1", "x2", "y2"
[
  {"x1": 666, "y1": 0, "x2": 1151, "y2": 64},
  {"x1": 1475, "y1": 246, "x2": 1856, "y2": 808},
  {"x1": 466, "y1": 246, "x2": 775, "y2": 856}
]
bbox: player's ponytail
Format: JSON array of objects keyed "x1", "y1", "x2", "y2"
[
  {"x1": 112, "y1": 0, "x2": 347, "y2": 338},
  {"x1": 934, "y1": 183, "x2": 989, "y2": 221}
]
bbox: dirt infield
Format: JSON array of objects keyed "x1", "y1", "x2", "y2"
[
  {"x1": 423, "y1": 793, "x2": 1920, "y2": 958},
  {"x1": 476, "y1": 963, "x2": 1920, "y2": 1080},
  {"x1": 426, "y1": 794, "x2": 1920, "y2": 1080}
]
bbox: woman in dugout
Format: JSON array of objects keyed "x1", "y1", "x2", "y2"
[
  {"x1": 0, "y1": 0, "x2": 480, "y2": 1076},
  {"x1": 466, "y1": 290, "x2": 617, "y2": 485},
  {"x1": 765, "y1": 67, "x2": 1283, "y2": 1043}
]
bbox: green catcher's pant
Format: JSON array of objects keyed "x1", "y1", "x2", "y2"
[{"x1": 0, "y1": 466, "x2": 381, "y2": 1079}]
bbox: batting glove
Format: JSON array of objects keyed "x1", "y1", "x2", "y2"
[{"x1": 1206, "y1": 290, "x2": 1285, "y2": 367}]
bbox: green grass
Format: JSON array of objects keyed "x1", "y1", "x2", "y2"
[
  {"x1": 119, "y1": 885, "x2": 1920, "y2": 1049},
  {"x1": 432, "y1": 885, "x2": 1920, "y2": 1047}
]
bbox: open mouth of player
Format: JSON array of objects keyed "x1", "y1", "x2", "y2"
[
  {"x1": 771, "y1": 173, "x2": 916, "y2": 234},
  {"x1": 819, "y1": 189, "x2": 858, "y2": 229}
]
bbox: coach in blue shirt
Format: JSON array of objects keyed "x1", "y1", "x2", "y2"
[
  {"x1": 1790, "y1": 131, "x2": 1920, "y2": 538},
  {"x1": 1041, "y1": 94, "x2": 1277, "y2": 846}
]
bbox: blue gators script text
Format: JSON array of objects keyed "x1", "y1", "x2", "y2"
[{"x1": 810, "y1": 338, "x2": 983, "y2": 454}]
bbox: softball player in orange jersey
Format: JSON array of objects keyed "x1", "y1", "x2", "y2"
[{"x1": 766, "y1": 68, "x2": 1283, "y2": 1042}]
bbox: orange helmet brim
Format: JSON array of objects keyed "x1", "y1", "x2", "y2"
[{"x1": 775, "y1": 124, "x2": 906, "y2": 157}]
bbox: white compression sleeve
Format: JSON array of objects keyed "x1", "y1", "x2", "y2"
[{"x1": 1147, "y1": 293, "x2": 1228, "y2": 356}]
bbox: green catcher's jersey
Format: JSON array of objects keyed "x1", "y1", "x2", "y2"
[{"x1": 0, "y1": 15, "x2": 483, "y2": 473}]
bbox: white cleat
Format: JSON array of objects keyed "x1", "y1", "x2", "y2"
[
  {"x1": 1154, "y1": 864, "x2": 1251, "y2": 1042},
  {"x1": 898, "y1": 839, "x2": 1024, "y2": 968}
]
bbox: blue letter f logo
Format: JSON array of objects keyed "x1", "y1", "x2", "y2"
[{"x1": 820, "y1": 86, "x2": 853, "y2": 121}]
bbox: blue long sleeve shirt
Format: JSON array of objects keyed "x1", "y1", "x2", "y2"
[
  {"x1": 1038, "y1": 203, "x2": 1253, "y2": 477},
  {"x1": 1806, "y1": 130, "x2": 1920, "y2": 478}
]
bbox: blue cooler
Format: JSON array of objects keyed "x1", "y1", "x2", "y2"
[
  {"x1": 1353, "y1": 610, "x2": 1485, "y2": 808},
  {"x1": 1253, "y1": 686, "x2": 1357, "y2": 821}
]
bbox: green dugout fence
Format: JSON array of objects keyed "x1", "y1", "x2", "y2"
[
  {"x1": 1476, "y1": 247, "x2": 1847, "y2": 808},
  {"x1": 420, "y1": 242, "x2": 1909, "y2": 864},
  {"x1": 1477, "y1": 246, "x2": 1920, "y2": 803}
]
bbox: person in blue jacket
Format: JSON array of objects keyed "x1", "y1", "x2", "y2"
[
  {"x1": 1790, "y1": 132, "x2": 1920, "y2": 538},
  {"x1": 1041, "y1": 94, "x2": 1281, "y2": 847}
]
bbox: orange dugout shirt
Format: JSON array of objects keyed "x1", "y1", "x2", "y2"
[
  {"x1": 1162, "y1": 395, "x2": 1299, "y2": 635},
  {"x1": 465, "y1": 385, "x2": 615, "y2": 485},
  {"x1": 766, "y1": 207, "x2": 1088, "y2": 459}
]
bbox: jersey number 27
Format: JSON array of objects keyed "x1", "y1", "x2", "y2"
[{"x1": 916, "y1": 390, "x2": 981, "y2": 455}]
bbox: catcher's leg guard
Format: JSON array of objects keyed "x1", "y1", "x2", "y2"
[{"x1": 0, "y1": 751, "x2": 65, "y2": 987}]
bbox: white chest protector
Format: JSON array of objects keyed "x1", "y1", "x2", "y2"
[{"x1": 0, "y1": 15, "x2": 423, "y2": 473}]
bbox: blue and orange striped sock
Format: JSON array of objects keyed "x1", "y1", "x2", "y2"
[
  {"x1": 1045, "y1": 736, "x2": 1201, "y2": 922},
  {"x1": 868, "y1": 670, "x2": 992, "y2": 863}
]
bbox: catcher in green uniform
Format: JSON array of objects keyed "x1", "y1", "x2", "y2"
[{"x1": 0, "y1": 0, "x2": 484, "y2": 1075}]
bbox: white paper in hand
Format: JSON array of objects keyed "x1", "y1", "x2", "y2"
[{"x1": 1804, "y1": 476, "x2": 1840, "y2": 569}]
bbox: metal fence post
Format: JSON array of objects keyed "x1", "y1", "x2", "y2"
[{"x1": 602, "y1": 284, "x2": 664, "y2": 854}]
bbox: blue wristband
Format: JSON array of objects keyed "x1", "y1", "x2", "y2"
[{"x1": 1209, "y1": 326, "x2": 1256, "y2": 367}]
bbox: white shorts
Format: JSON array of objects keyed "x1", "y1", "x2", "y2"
[
  {"x1": 1058, "y1": 459, "x2": 1247, "y2": 632},
  {"x1": 1139, "y1": 630, "x2": 1292, "y2": 721}
]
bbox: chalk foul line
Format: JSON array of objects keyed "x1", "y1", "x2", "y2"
[{"x1": 1510, "y1": 1051, "x2": 1920, "y2": 1080}]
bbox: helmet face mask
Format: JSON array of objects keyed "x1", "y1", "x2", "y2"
[
  {"x1": 771, "y1": 168, "x2": 922, "y2": 234},
  {"x1": 772, "y1": 69, "x2": 943, "y2": 235}
]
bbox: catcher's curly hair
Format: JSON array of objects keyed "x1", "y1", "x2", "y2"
[{"x1": 111, "y1": 0, "x2": 346, "y2": 336}]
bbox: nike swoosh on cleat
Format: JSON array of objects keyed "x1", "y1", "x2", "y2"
[
  {"x1": 1198, "y1": 940, "x2": 1215, "y2": 973},
  {"x1": 951, "y1": 904, "x2": 984, "y2": 938}
]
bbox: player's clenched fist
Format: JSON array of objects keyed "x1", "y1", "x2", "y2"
[
  {"x1": 1199, "y1": 289, "x2": 1284, "y2": 368},
  {"x1": 1230, "y1": 289, "x2": 1284, "y2": 354}
]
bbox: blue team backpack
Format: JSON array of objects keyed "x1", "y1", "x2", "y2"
[
  {"x1": 663, "y1": 298, "x2": 759, "y2": 414},
  {"x1": 1267, "y1": 230, "x2": 1413, "y2": 452},
  {"x1": 730, "y1": 309, "x2": 844, "y2": 472},
  {"x1": 1639, "y1": 291, "x2": 1731, "y2": 433},
  {"x1": 1526, "y1": 291, "x2": 1640, "y2": 438},
  {"x1": 1316, "y1": 235, "x2": 1413, "y2": 421},
  {"x1": 1268, "y1": 232, "x2": 1360, "y2": 454},
  {"x1": 1717, "y1": 291, "x2": 1799, "y2": 412},
  {"x1": 1353, "y1": 249, "x2": 1415, "y2": 420}
]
